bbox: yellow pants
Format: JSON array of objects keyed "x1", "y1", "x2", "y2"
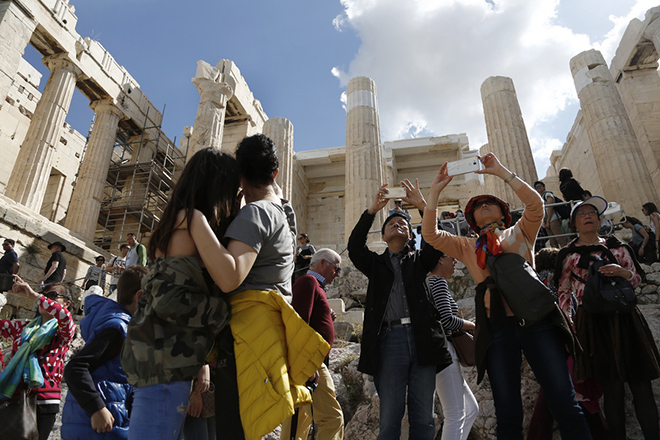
[{"x1": 280, "y1": 363, "x2": 344, "y2": 440}]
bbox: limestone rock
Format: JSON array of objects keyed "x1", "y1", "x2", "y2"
[{"x1": 645, "y1": 272, "x2": 660, "y2": 285}]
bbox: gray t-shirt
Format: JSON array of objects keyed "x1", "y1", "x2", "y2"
[{"x1": 225, "y1": 200, "x2": 295, "y2": 298}]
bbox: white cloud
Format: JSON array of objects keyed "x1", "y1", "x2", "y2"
[{"x1": 332, "y1": 0, "x2": 654, "y2": 177}]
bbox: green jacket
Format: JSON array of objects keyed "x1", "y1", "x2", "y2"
[{"x1": 120, "y1": 257, "x2": 230, "y2": 387}]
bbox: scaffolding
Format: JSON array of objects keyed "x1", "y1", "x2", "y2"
[{"x1": 94, "y1": 108, "x2": 186, "y2": 251}]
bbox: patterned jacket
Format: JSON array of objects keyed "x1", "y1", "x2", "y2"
[
  {"x1": 120, "y1": 257, "x2": 230, "y2": 387},
  {"x1": 0, "y1": 295, "x2": 76, "y2": 405}
]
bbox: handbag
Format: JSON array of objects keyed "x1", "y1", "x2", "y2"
[
  {"x1": 486, "y1": 252, "x2": 557, "y2": 326},
  {"x1": 571, "y1": 255, "x2": 637, "y2": 315},
  {"x1": 451, "y1": 331, "x2": 476, "y2": 367},
  {"x1": 200, "y1": 382, "x2": 215, "y2": 418},
  {"x1": 0, "y1": 390, "x2": 38, "y2": 440}
]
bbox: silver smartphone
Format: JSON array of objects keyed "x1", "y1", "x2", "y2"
[
  {"x1": 447, "y1": 157, "x2": 482, "y2": 176},
  {"x1": 385, "y1": 187, "x2": 406, "y2": 199}
]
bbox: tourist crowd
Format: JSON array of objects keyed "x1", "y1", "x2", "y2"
[{"x1": 0, "y1": 137, "x2": 658, "y2": 440}]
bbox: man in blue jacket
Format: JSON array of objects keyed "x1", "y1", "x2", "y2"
[
  {"x1": 61, "y1": 266, "x2": 149, "y2": 439},
  {"x1": 348, "y1": 180, "x2": 451, "y2": 440}
]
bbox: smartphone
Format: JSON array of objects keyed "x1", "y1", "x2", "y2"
[
  {"x1": 447, "y1": 157, "x2": 481, "y2": 176},
  {"x1": 384, "y1": 187, "x2": 406, "y2": 199}
]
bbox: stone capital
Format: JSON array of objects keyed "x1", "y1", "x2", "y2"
[
  {"x1": 643, "y1": 10, "x2": 660, "y2": 47},
  {"x1": 89, "y1": 99, "x2": 124, "y2": 119},
  {"x1": 193, "y1": 78, "x2": 234, "y2": 106},
  {"x1": 43, "y1": 53, "x2": 83, "y2": 78}
]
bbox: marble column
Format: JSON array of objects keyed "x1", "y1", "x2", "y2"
[
  {"x1": 6, "y1": 54, "x2": 81, "y2": 211},
  {"x1": 65, "y1": 100, "x2": 123, "y2": 240},
  {"x1": 481, "y1": 76, "x2": 537, "y2": 208},
  {"x1": 0, "y1": 1, "x2": 36, "y2": 103},
  {"x1": 263, "y1": 118, "x2": 294, "y2": 200},
  {"x1": 345, "y1": 76, "x2": 386, "y2": 241},
  {"x1": 186, "y1": 61, "x2": 235, "y2": 162},
  {"x1": 570, "y1": 49, "x2": 658, "y2": 214}
]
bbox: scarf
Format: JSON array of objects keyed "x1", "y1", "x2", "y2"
[
  {"x1": 475, "y1": 221, "x2": 506, "y2": 269},
  {"x1": 0, "y1": 316, "x2": 58, "y2": 400}
]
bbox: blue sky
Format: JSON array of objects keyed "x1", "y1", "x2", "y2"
[{"x1": 23, "y1": 0, "x2": 659, "y2": 177}]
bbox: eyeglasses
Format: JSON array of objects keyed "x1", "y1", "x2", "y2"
[
  {"x1": 325, "y1": 260, "x2": 341, "y2": 275},
  {"x1": 442, "y1": 255, "x2": 457, "y2": 263},
  {"x1": 575, "y1": 210, "x2": 598, "y2": 218},
  {"x1": 534, "y1": 184, "x2": 544, "y2": 189}
]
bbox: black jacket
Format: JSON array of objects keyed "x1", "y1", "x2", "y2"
[{"x1": 348, "y1": 210, "x2": 452, "y2": 376}]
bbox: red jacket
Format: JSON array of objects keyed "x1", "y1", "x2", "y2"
[{"x1": 0, "y1": 295, "x2": 76, "y2": 405}]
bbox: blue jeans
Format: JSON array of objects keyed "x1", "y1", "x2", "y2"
[
  {"x1": 374, "y1": 324, "x2": 436, "y2": 440},
  {"x1": 486, "y1": 317, "x2": 591, "y2": 440},
  {"x1": 128, "y1": 381, "x2": 192, "y2": 440}
]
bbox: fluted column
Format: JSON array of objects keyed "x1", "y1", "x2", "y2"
[
  {"x1": 65, "y1": 100, "x2": 123, "y2": 240},
  {"x1": 0, "y1": 2, "x2": 36, "y2": 103},
  {"x1": 186, "y1": 60, "x2": 235, "y2": 162},
  {"x1": 345, "y1": 76, "x2": 385, "y2": 240},
  {"x1": 263, "y1": 118, "x2": 294, "y2": 200},
  {"x1": 570, "y1": 49, "x2": 658, "y2": 214},
  {"x1": 6, "y1": 54, "x2": 81, "y2": 211},
  {"x1": 481, "y1": 76, "x2": 537, "y2": 208}
]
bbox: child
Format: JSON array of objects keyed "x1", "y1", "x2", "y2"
[{"x1": 61, "y1": 266, "x2": 149, "y2": 440}]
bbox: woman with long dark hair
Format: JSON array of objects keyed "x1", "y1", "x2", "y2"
[
  {"x1": 555, "y1": 198, "x2": 660, "y2": 440},
  {"x1": 422, "y1": 153, "x2": 591, "y2": 439},
  {"x1": 642, "y1": 202, "x2": 660, "y2": 261},
  {"x1": 121, "y1": 147, "x2": 240, "y2": 440},
  {"x1": 621, "y1": 216, "x2": 657, "y2": 264}
]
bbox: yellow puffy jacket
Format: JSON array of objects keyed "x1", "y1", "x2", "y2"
[{"x1": 229, "y1": 290, "x2": 331, "y2": 440}]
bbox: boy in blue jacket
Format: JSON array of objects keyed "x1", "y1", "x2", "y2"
[{"x1": 61, "y1": 266, "x2": 148, "y2": 439}]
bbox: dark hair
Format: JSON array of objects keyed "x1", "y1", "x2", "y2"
[
  {"x1": 298, "y1": 234, "x2": 310, "y2": 244},
  {"x1": 381, "y1": 212, "x2": 413, "y2": 237},
  {"x1": 624, "y1": 216, "x2": 642, "y2": 226},
  {"x1": 643, "y1": 202, "x2": 658, "y2": 214},
  {"x1": 533, "y1": 181, "x2": 545, "y2": 188},
  {"x1": 95, "y1": 255, "x2": 105, "y2": 262},
  {"x1": 235, "y1": 134, "x2": 279, "y2": 187},
  {"x1": 127, "y1": 233, "x2": 137, "y2": 239},
  {"x1": 535, "y1": 247, "x2": 559, "y2": 272},
  {"x1": 117, "y1": 266, "x2": 149, "y2": 307},
  {"x1": 148, "y1": 148, "x2": 240, "y2": 260},
  {"x1": 3, "y1": 238, "x2": 14, "y2": 246},
  {"x1": 119, "y1": 244, "x2": 129, "y2": 251},
  {"x1": 558, "y1": 168, "x2": 573, "y2": 183}
]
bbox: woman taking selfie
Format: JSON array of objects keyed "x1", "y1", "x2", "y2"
[{"x1": 422, "y1": 152, "x2": 590, "y2": 439}]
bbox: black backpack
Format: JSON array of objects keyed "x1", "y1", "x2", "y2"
[{"x1": 546, "y1": 192, "x2": 570, "y2": 219}]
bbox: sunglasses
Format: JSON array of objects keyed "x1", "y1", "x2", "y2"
[{"x1": 42, "y1": 290, "x2": 68, "y2": 301}]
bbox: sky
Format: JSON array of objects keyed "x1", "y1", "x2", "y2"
[{"x1": 23, "y1": 0, "x2": 660, "y2": 178}]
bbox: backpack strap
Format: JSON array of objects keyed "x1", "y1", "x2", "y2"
[{"x1": 571, "y1": 271, "x2": 587, "y2": 284}]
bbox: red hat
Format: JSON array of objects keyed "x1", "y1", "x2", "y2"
[{"x1": 464, "y1": 194, "x2": 511, "y2": 233}]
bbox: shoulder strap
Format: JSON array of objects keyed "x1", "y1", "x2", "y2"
[{"x1": 571, "y1": 271, "x2": 587, "y2": 284}]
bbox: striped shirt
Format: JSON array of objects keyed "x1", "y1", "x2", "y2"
[{"x1": 428, "y1": 276, "x2": 462, "y2": 335}]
